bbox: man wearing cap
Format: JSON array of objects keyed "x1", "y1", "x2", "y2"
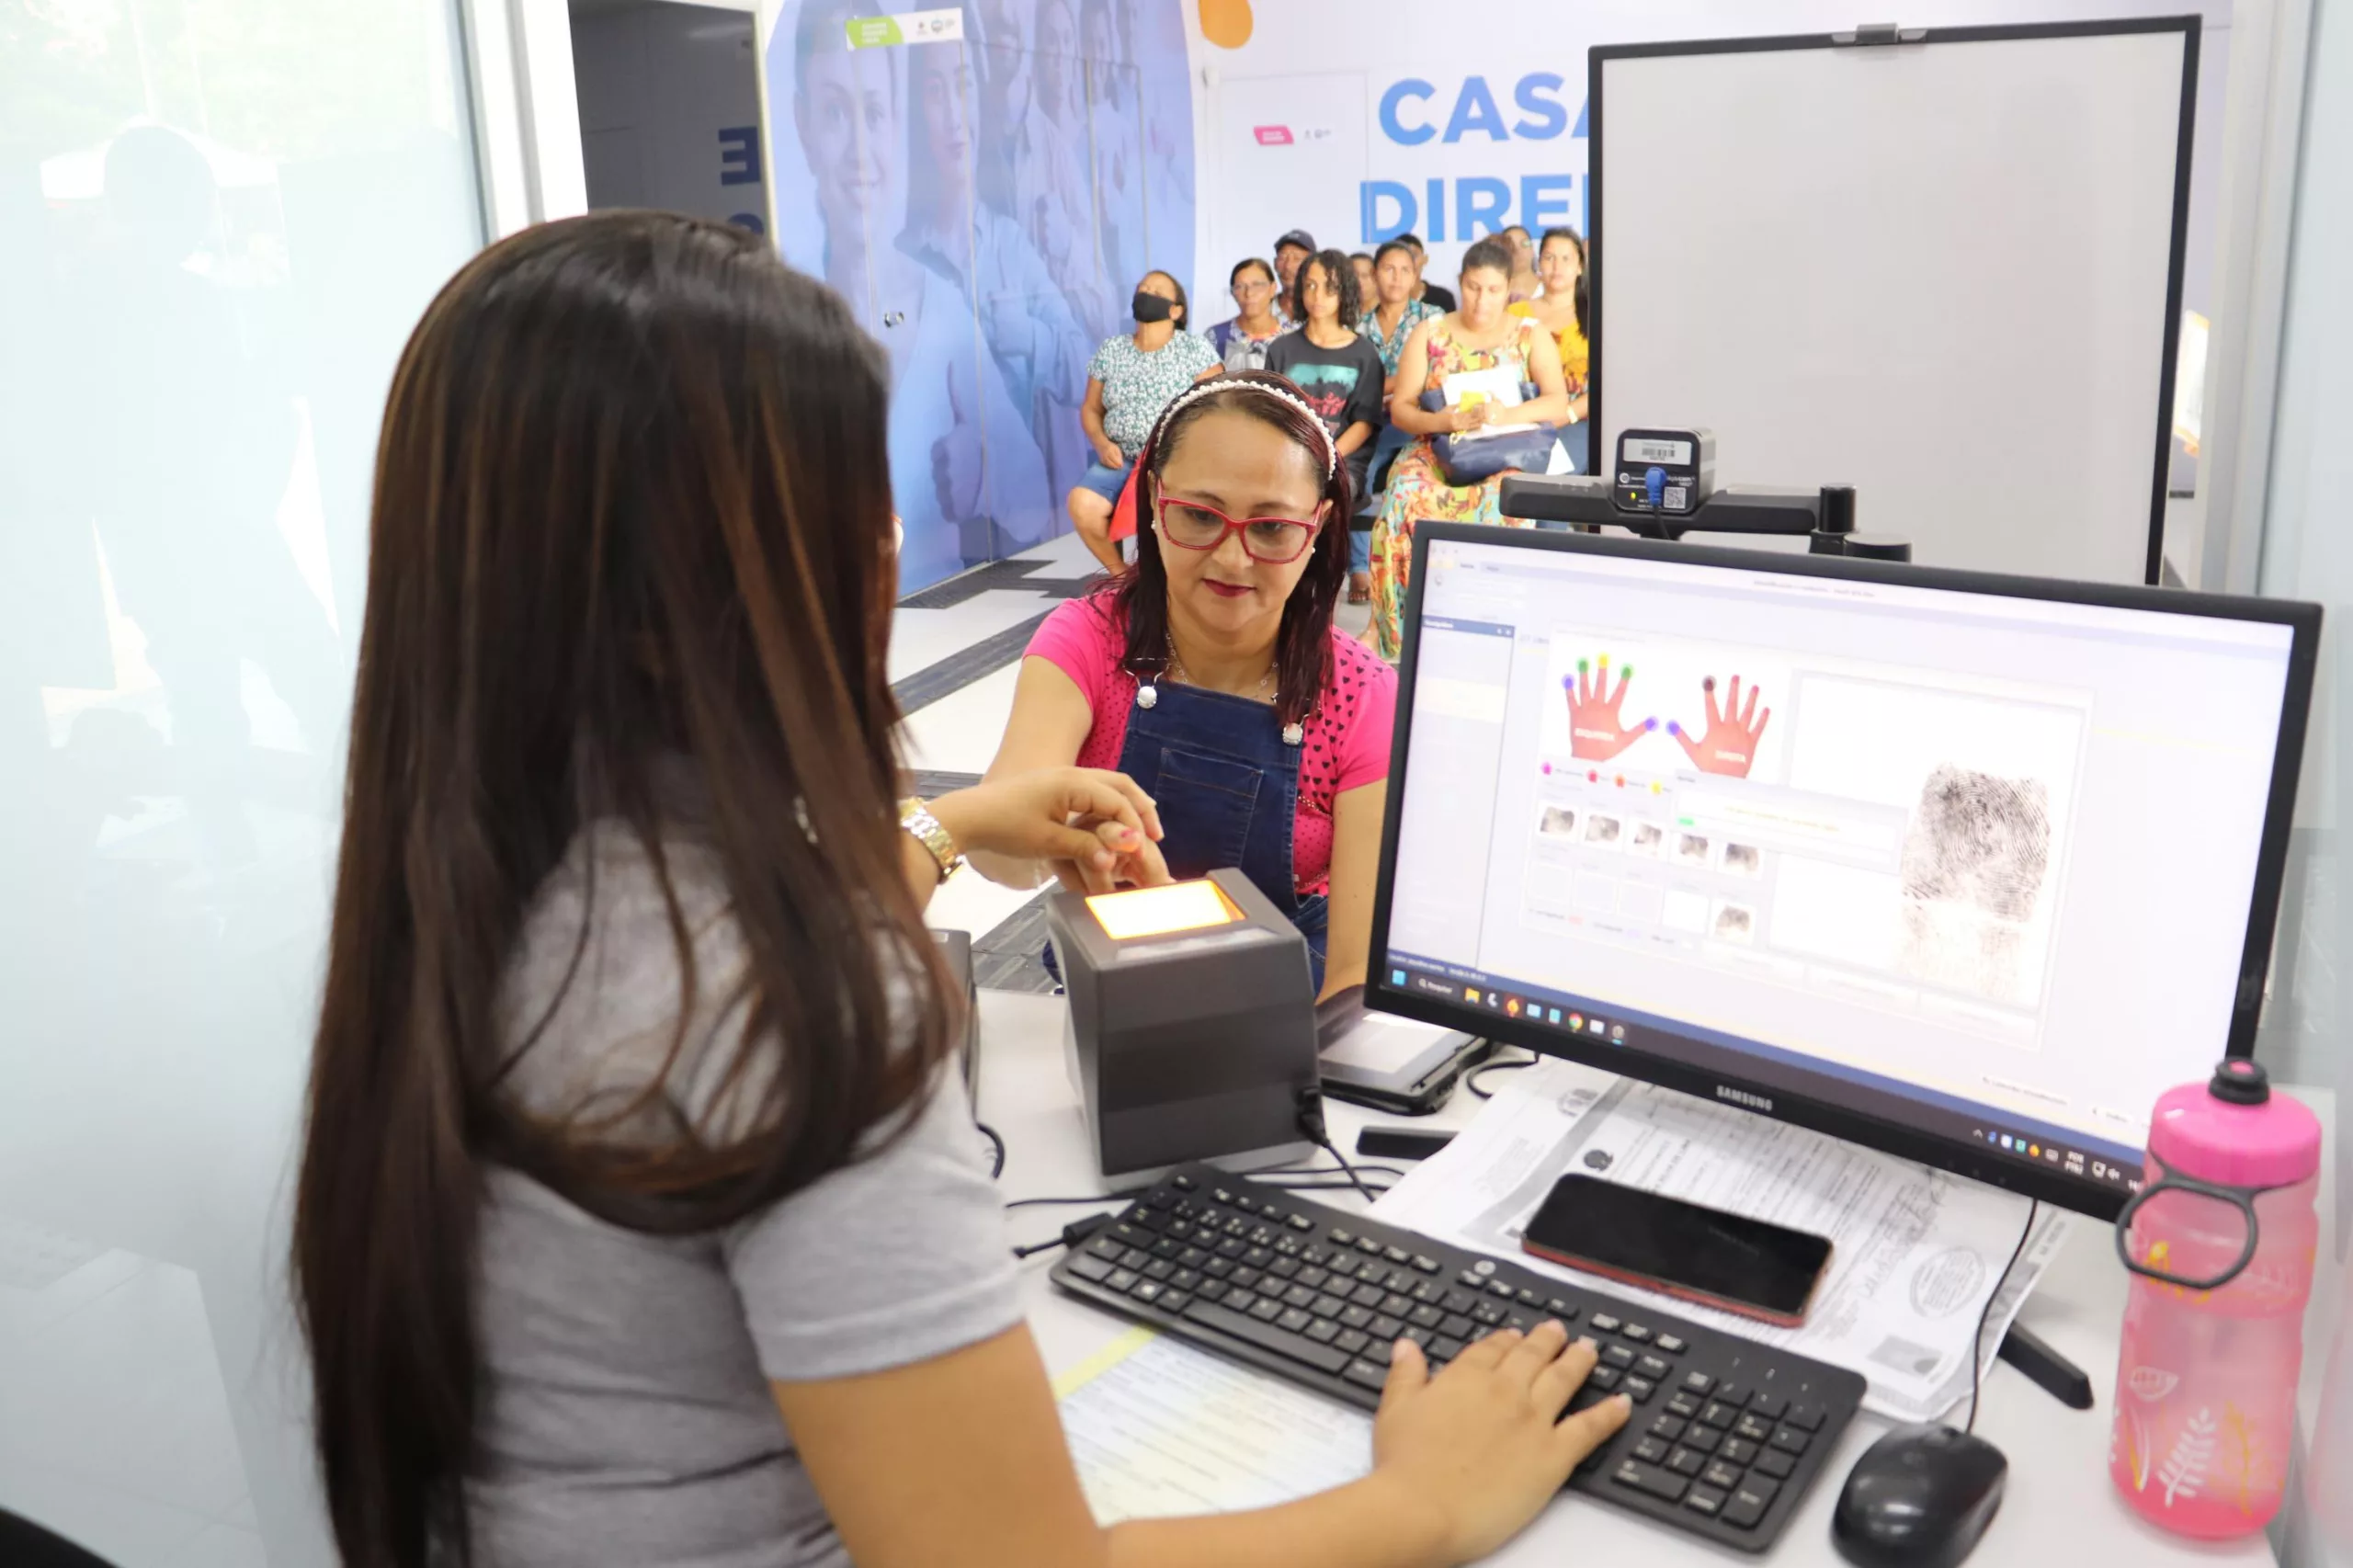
[{"x1": 1273, "y1": 229, "x2": 1315, "y2": 324}]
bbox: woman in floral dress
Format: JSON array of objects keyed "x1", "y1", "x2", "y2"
[{"x1": 1365, "y1": 238, "x2": 1572, "y2": 658}]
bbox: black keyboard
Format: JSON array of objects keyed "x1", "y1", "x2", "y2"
[{"x1": 1051, "y1": 1163, "x2": 1866, "y2": 1554}]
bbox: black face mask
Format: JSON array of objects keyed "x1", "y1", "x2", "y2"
[{"x1": 1131, "y1": 291, "x2": 1174, "y2": 324}]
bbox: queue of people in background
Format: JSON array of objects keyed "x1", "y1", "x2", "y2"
[
  {"x1": 1354, "y1": 240, "x2": 1443, "y2": 597},
  {"x1": 1267, "y1": 251, "x2": 1387, "y2": 605},
  {"x1": 1507, "y1": 226, "x2": 1592, "y2": 468},
  {"x1": 1500, "y1": 224, "x2": 1541, "y2": 302},
  {"x1": 1508, "y1": 226, "x2": 1590, "y2": 420},
  {"x1": 1365, "y1": 236, "x2": 1574, "y2": 658},
  {"x1": 1068, "y1": 269, "x2": 1221, "y2": 572},
  {"x1": 1273, "y1": 229, "x2": 1317, "y2": 323},
  {"x1": 1392, "y1": 231, "x2": 1457, "y2": 312},
  {"x1": 1104, "y1": 224, "x2": 1591, "y2": 617},
  {"x1": 1205, "y1": 255, "x2": 1291, "y2": 371}
]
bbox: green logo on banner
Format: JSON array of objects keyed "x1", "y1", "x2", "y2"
[{"x1": 845, "y1": 17, "x2": 904, "y2": 48}]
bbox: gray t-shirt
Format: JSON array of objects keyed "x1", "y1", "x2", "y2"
[{"x1": 467, "y1": 824, "x2": 1020, "y2": 1566}]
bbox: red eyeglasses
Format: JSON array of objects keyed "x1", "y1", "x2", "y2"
[{"x1": 1153, "y1": 494, "x2": 1321, "y2": 563}]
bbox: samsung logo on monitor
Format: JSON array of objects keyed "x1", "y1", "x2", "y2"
[{"x1": 1716, "y1": 1085, "x2": 1773, "y2": 1113}]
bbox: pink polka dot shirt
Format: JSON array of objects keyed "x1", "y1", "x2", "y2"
[{"x1": 1024, "y1": 596, "x2": 1398, "y2": 896}]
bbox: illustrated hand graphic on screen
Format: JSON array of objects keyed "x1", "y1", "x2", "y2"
[
  {"x1": 1669, "y1": 676, "x2": 1771, "y2": 778},
  {"x1": 1563, "y1": 654, "x2": 1656, "y2": 762}
]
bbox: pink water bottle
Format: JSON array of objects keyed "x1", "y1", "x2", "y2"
[{"x1": 2110, "y1": 1058, "x2": 2320, "y2": 1536}]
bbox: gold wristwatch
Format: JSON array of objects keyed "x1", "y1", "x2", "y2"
[{"x1": 898, "y1": 797, "x2": 963, "y2": 883}]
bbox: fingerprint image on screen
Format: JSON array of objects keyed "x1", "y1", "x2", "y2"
[
  {"x1": 1712, "y1": 900, "x2": 1756, "y2": 944},
  {"x1": 1897, "y1": 765, "x2": 2052, "y2": 1005},
  {"x1": 1722, "y1": 842, "x2": 1762, "y2": 877},
  {"x1": 1586, "y1": 813, "x2": 1623, "y2": 846},
  {"x1": 1540, "y1": 806, "x2": 1579, "y2": 841},
  {"x1": 1676, "y1": 832, "x2": 1711, "y2": 867},
  {"x1": 1631, "y1": 821, "x2": 1666, "y2": 854}
]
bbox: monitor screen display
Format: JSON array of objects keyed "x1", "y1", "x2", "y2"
[{"x1": 1372, "y1": 530, "x2": 2313, "y2": 1217}]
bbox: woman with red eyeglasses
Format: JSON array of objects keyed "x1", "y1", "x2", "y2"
[{"x1": 975, "y1": 371, "x2": 1396, "y2": 998}]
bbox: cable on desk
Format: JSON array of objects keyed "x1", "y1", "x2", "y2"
[
  {"x1": 1264, "y1": 1180, "x2": 1395, "y2": 1200},
  {"x1": 1262, "y1": 1165, "x2": 1404, "y2": 1187},
  {"x1": 1012, "y1": 1212, "x2": 1116, "y2": 1261},
  {"x1": 1004, "y1": 1191, "x2": 1143, "y2": 1210},
  {"x1": 1466, "y1": 1050, "x2": 1536, "y2": 1099},
  {"x1": 1966, "y1": 1199, "x2": 2040, "y2": 1435},
  {"x1": 1290, "y1": 1089, "x2": 1381, "y2": 1204},
  {"x1": 1300, "y1": 1112, "x2": 1382, "y2": 1205},
  {"x1": 1256, "y1": 1157, "x2": 1404, "y2": 1186},
  {"x1": 977, "y1": 1120, "x2": 1006, "y2": 1179}
]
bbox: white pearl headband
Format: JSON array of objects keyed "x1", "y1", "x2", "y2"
[{"x1": 1152, "y1": 377, "x2": 1338, "y2": 480}]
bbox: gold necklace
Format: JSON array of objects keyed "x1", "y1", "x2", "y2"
[{"x1": 1165, "y1": 638, "x2": 1275, "y2": 703}]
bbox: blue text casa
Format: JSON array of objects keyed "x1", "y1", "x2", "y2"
[{"x1": 1361, "y1": 74, "x2": 1586, "y2": 244}]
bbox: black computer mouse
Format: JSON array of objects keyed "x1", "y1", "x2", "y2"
[{"x1": 1831, "y1": 1423, "x2": 2007, "y2": 1568}]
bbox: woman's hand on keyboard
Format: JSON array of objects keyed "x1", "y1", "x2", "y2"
[{"x1": 1370, "y1": 1320, "x2": 1631, "y2": 1563}]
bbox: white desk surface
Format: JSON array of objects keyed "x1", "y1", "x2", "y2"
[{"x1": 977, "y1": 988, "x2": 2315, "y2": 1566}]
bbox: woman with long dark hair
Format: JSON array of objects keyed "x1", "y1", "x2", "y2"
[
  {"x1": 1267, "y1": 251, "x2": 1386, "y2": 604},
  {"x1": 292, "y1": 212, "x2": 1625, "y2": 1568},
  {"x1": 1508, "y1": 226, "x2": 1590, "y2": 424},
  {"x1": 982, "y1": 372, "x2": 1387, "y2": 999}
]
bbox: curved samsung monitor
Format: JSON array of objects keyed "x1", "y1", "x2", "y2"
[{"x1": 1367, "y1": 526, "x2": 2319, "y2": 1221}]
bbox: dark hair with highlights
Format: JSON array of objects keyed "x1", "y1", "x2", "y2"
[
  {"x1": 290, "y1": 210, "x2": 954, "y2": 1568},
  {"x1": 1107, "y1": 371, "x2": 1352, "y2": 728},
  {"x1": 1298, "y1": 249, "x2": 1361, "y2": 328}
]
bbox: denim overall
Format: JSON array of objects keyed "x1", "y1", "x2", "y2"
[
  {"x1": 1045, "y1": 675, "x2": 1329, "y2": 993},
  {"x1": 1121, "y1": 675, "x2": 1330, "y2": 991}
]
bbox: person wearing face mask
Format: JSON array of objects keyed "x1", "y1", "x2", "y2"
[
  {"x1": 987, "y1": 372, "x2": 1402, "y2": 1000},
  {"x1": 1068, "y1": 271, "x2": 1221, "y2": 571}
]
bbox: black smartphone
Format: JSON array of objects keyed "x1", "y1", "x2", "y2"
[{"x1": 1520, "y1": 1175, "x2": 1834, "y2": 1327}]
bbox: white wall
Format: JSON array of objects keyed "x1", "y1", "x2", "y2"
[
  {"x1": 0, "y1": 3, "x2": 486, "y2": 1562},
  {"x1": 574, "y1": 0, "x2": 769, "y2": 232}
]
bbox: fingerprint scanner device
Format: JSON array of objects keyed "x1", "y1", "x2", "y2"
[
  {"x1": 1616, "y1": 426, "x2": 1716, "y2": 514},
  {"x1": 1045, "y1": 869, "x2": 1321, "y2": 1179}
]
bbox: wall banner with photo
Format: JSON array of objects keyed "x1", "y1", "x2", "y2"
[{"x1": 760, "y1": 0, "x2": 1196, "y2": 593}]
